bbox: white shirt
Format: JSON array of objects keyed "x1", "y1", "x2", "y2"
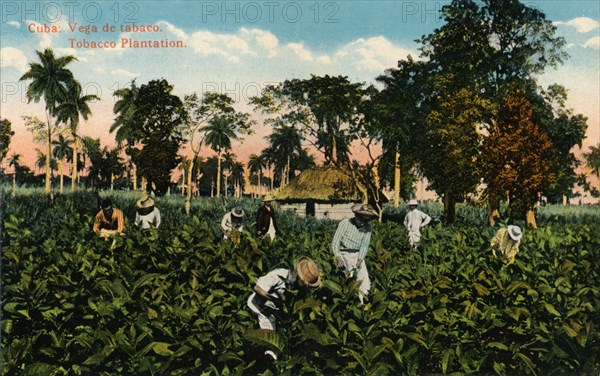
[
  {"x1": 221, "y1": 212, "x2": 244, "y2": 233},
  {"x1": 255, "y1": 268, "x2": 291, "y2": 300},
  {"x1": 135, "y1": 207, "x2": 161, "y2": 229},
  {"x1": 403, "y1": 208, "x2": 431, "y2": 244}
]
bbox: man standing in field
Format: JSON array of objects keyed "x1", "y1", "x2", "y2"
[
  {"x1": 403, "y1": 199, "x2": 431, "y2": 250},
  {"x1": 93, "y1": 198, "x2": 125, "y2": 238},
  {"x1": 332, "y1": 203, "x2": 379, "y2": 304},
  {"x1": 256, "y1": 196, "x2": 279, "y2": 241},
  {"x1": 247, "y1": 256, "x2": 321, "y2": 360},
  {"x1": 490, "y1": 225, "x2": 522, "y2": 264}
]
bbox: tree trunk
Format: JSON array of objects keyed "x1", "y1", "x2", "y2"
[
  {"x1": 132, "y1": 162, "x2": 138, "y2": 191},
  {"x1": 269, "y1": 163, "x2": 273, "y2": 192},
  {"x1": 393, "y1": 150, "x2": 401, "y2": 207},
  {"x1": 258, "y1": 168, "x2": 262, "y2": 198},
  {"x1": 71, "y1": 135, "x2": 78, "y2": 192},
  {"x1": 110, "y1": 173, "x2": 115, "y2": 191},
  {"x1": 59, "y1": 162, "x2": 64, "y2": 194},
  {"x1": 185, "y1": 161, "x2": 193, "y2": 215},
  {"x1": 487, "y1": 194, "x2": 501, "y2": 226},
  {"x1": 12, "y1": 173, "x2": 16, "y2": 197},
  {"x1": 46, "y1": 123, "x2": 52, "y2": 196},
  {"x1": 331, "y1": 132, "x2": 338, "y2": 164},
  {"x1": 562, "y1": 194, "x2": 567, "y2": 206},
  {"x1": 216, "y1": 152, "x2": 222, "y2": 197},
  {"x1": 444, "y1": 190, "x2": 456, "y2": 224}
]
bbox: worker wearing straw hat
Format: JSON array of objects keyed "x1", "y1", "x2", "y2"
[
  {"x1": 134, "y1": 195, "x2": 161, "y2": 229},
  {"x1": 332, "y1": 203, "x2": 379, "y2": 304},
  {"x1": 221, "y1": 207, "x2": 245, "y2": 239},
  {"x1": 247, "y1": 256, "x2": 321, "y2": 360},
  {"x1": 403, "y1": 199, "x2": 431, "y2": 250},
  {"x1": 491, "y1": 225, "x2": 522, "y2": 264}
]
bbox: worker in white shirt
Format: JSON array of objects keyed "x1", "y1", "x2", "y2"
[
  {"x1": 134, "y1": 196, "x2": 161, "y2": 229},
  {"x1": 247, "y1": 256, "x2": 321, "y2": 360},
  {"x1": 221, "y1": 207, "x2": 245, "y2": 239},
  {"x1": 403, "y1": 199, "x2": 431, "y2": 250}
]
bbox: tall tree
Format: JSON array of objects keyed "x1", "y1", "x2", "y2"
[
  {"x1": 51, "y1": 134, "x2": 73, "y2": 194},
  {"x1": 250, "y1": 75, "x2": 365, "y2": 164},
  {"x1": 418, "y1": 0, "x2": 568, "y2": 224},
  {"x1": 111, "y1": 80, "x2": 140, "y2": 191},
  {"x1": 7, "y1": 153, "x2": 21, "y2": 196},
  {"x1": 114, "y1": 79, "x2": 186, "y2": 195},
  {"x1": 182, "y1": 92, "x2": 253, "y2": 211},
  {"x1": 534, "y1": 84, "x2": 588, "y2": 204},
  {"x1": 19, "y1": 48, "x2": 77, "y2": 195},
  {"x1": 482, "y1": 88, "x2": 554, "y2": 227},
  {"x1": 583, "y1": 144, "x2": 600, "y2": 180},
  {"x1": 55, "y1": 83, "x2": 98, "y2": 192},
  {"x1": 375, "y1": 57, "x2": 426, "y2": 206},
  {"x1": 0, "y1": 118, "x2": 14, "y2": 164},
  {"x1": 23, "y1": 116, "x2": 62, "y2": 190},
  {"x1": 266, "y1": 123, "x2": 303, "y2": 187},
  {"x1": 248, "y1": 153, "x2": 266, "y2": 197},
  {"x1": 203, "y1": 116, "x2": 238, "y2": 197}
]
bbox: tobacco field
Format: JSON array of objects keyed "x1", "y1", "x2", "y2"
[{"x1": 1, "y1": 191, "x2": 599, "y2": 375}]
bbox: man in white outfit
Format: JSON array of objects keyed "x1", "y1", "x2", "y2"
[
  {"x1": 247, "y1": 256, "x2": 321, "y2": 360},
  {"x1": 403, "y1": 199, "x2": 431, "y2": 250},
  {"x1": 221, "y1": 207, "x2": 245, "y2": 239},
  {"x1": 332, "y1": 203, "x2": 378, "y2": 304}
]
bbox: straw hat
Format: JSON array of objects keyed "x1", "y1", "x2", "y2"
[
  {"x1": 296, "y1": 256, "x2": 321, "y2": 288},
  {"x1": 136, "y1": 196, "x2": 155, "y2": 209},
  {"x1": 507, "y1": 225, "x2": 522, "y2": 241},
  {"x1": 351, "y1": 203, "x2": 378, "y2": 218},
  {"x1": 408, "y1": 199, "x2": 419, "y2": 207},
  {"x1": 231, "y1": 207, "x2": 245, "y2": 218}
]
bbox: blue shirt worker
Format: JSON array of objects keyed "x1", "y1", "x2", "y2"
[
  {"x1": 332, "y1": 203, "x2": 378, "y2": 304},
  {"x1": 247, "y1": 256, "x2": 321, "y2": 360}
]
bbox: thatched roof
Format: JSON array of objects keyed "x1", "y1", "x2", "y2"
[{"x1": 271, "y1": 166, "x2": 363, "y2": 203}]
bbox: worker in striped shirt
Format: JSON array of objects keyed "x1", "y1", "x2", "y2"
[{"x1": 332, "y1": 203, "x2": 379, "y2": 303}]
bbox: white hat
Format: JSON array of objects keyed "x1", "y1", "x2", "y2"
[
  {"x1": 507, "y1": 225, "x2": 522, "y2": 241},
  {"x1": 231, "y1": 207, "x2": 245, "y2": 218},
  {"x1": 408, "y1": 199, "x2": 419, "y2": 206}
]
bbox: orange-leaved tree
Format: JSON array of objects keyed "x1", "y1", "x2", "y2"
[{"x1": 482, "y1": 88, "x2": 554, "y2": 228}]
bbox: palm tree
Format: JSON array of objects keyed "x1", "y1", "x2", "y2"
[
  {"x1": 55, "y1": 83, "x2": 98, "y2": 192},
  {"x1": 203, "y1": 116, "x2": 238, "y2": 197},
  {"x1": 110, "y1": 80, "x2": 140, "y2": 190},
  {"x1": 8, "y1": 153, "x2": 21, "y2": 196},
  {"x1": 248, "y1": 153, "x2": 266, "y2": 197},
  {"x1": 19, "y1": 48, "x2": 77, "y2": 195},
  {"x1": 51, "y1": 134, "x2": 73, "y2": 193},
  {"x1": 260, "y1": 147, "x2": 276, "y2": 192},
  {"x1": 266, "y1": 124, "x2": 303, "y2": 187}
]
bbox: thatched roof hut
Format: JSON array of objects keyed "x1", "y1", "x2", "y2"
[
  {"x1": 271, "y1": 165, "x2": 385, "y2": 220},
  {"x1": 272, "y1": 165, "x2": 362, "y2": 203}
]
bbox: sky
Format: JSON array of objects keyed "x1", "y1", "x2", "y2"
[{"x1": 1, "y1": 0, "x2": 599, "y2": 183}]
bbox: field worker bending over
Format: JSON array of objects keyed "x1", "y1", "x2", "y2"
[
  {"x1": 403, "y1": 199, "x2": 431, "y2": 250},
  {"x1": 490, "y1": 225, "x2": 522, "y2": 264},
  {"x1": 332, "y1": 203, "x2": 378, "y2": 304},
  {"x1": 134, "y1": 195, "x2": 161, "y2": 229},
  {"x1": 247, "y1": 256, "x2": 321, "y2": 360},
  {"x1": 221, "y1": 207, "x2": 245, "y2": 239},
  {"x1": 93, "y1": 198, "x2": 125, "y2": 238},
  {"x1": 257, "y1": 196, "x2": 279, "y2": 241}
]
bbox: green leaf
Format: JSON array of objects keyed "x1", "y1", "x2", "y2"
[
  {"x1": 244, "y1": 329, "x2": 283, "y2": 352},
  {"x1": 151, "y1": 342, "x2": 173, "y2": 356},
  {"x1": 441, "y1": 348, "x2": 453, "y2": 374},
  {"x1": 544, "y1": 303, "x2": 561, "y2": 317},
  {"x1": 22, "y1": 363, "x2": 57, "y2": 376},
  {"x1": 487, "y1": 342, "x2": 509, "y2": 350}
]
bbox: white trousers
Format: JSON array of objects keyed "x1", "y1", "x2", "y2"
[
  {"x1": 247, "y1": 293, "x2": 276, "y2": 330},
  {"x1": 338, "y1": 251, "x2": 371, "y2": 303}
]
